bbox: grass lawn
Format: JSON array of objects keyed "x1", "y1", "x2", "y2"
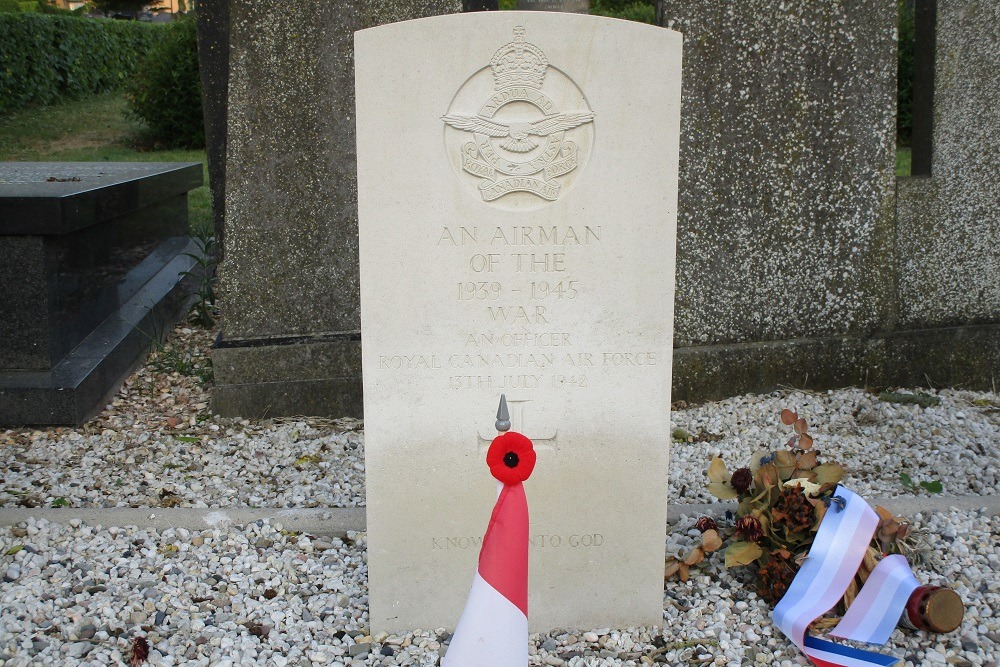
[
  {"x1": 896, "y1": 147, "x2": 912, "y2": 177},
  {"x1": 0, "y1": 92, "x2": 212, "y2": 236}
]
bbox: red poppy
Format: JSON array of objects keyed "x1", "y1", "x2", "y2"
[{"x1": 486, "y1": 431, "x2": 536, "y2": 485}]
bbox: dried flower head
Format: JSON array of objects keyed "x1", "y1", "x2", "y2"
[
  {"x1": 772, "y1": 484, "x2": 815, "y2": 533},
  {"x1": 734, "y1": 515, "x2": 764, "y2": 544},
  {"x1": 131, "y1": 636, "x2": 150, "y2": 667},
  {"x1": 695, "y1": 517, "x2": 718, "y2": 533},
  {"x1": 731, "y1": 467, "x2": 753, "y2": 495},
  {"x1": 757, "y1": 552, "x2": 797, "y2": 605}
]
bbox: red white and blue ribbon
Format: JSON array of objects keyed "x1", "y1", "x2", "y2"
[{"x1": 772, "y1": 486, "x2": 919, "y2": 667}]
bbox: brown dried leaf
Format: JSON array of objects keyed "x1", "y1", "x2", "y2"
[
  {"x1": 707, "y1": 482, "x2": 739, "y2": 500},
  {"x1": 878, "y1": 518, "x2": 900, "y2": 542},
  {"x1": 780, "y1": 409, "x2": 798, "y2": 425},
  {"x1": 701, "y1": 529, "x2": 723, "y2": 552},
  {"x1": 724, "y1": 540, "x2": 763, "y2": 567},
  {"x1": 794, "y1": 417, "x2": 809, "y2": 435},
  {"x1": 814, "y1": 500, "x2": 827, "y2": 526},
  {"x1": 798, "y1": 433, "x2": 814, "y2": 450},
  {"x1": 678, "y1": 563, "x2": 690, "y2": 582},
  {"x1": 813, "y1": 463, "x2": 846, "y2": 485},
  {"x1": 797, "y1": 450, "x2": 818, "y2": 469},
  {"x1": 664, "y1": 558, "x2": 681, "y2": 580},
  {"x1": 684, "y1": 546, "x2": 705, "y2": 566},
  {"x1": 874, "y1": 505, "x2": 897, "y2": 523},
  {"x1": 775, "y1": 450, "x2": 797, "y2": 480},
  {"x1": 756, "y1": 463, "x2": 780, "y2": 488},
  {"x1": 707, "y1": 456, "x2": 729, "y2": 483},
  {"x1": 791, "y1": 469, "x2": 819, "y2": 484}
]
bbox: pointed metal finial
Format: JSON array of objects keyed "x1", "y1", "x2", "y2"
[{"x1": 495, "y1": 395, "x2": 511, "y2": 433}]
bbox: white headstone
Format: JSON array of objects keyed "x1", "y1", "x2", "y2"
[{"x1": 355, "y1": 12, "x2": 682, "y2": 632}]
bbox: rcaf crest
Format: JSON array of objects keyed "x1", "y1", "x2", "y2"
[{"x1": 442, "y1": 27, "x2": 595, "y2": 209}]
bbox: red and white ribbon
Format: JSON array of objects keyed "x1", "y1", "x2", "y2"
[
  {"x1": 442, "y1": 481, "x2": 529, "y2": 667},
  {"x1": 772, "y1": 486, "x2": 918, "y2": 667}
]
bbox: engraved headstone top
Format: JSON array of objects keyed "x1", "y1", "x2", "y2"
[
  {"x1": 441, "y1": 26, "x2": 595, "y2": 209},
  {"x1": 355, "y1": 12, "x2": 681, "y2": 632}
]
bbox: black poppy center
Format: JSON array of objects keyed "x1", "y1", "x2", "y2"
[{"x1": 503, "y1": 451, "x2": 520, "y2": 468}]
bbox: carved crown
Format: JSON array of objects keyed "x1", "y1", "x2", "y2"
[{"x1": 490, "y1": 27, "x2": 548, "y2": 90}]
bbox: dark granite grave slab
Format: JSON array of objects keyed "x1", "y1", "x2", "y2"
[
  {"x1": 0, "y1": 162, "x2": 201, "y2": 234},
  {"x1": 0, "y1": 162, "x2": 203, "y2": 425},
  {"x1": 0, "y1": 242, "x2": 202, "y2": 425}
]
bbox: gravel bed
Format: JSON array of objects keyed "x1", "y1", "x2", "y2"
[
  {"x1": 670, "y1": 387, "x2": 1000, "y2": 504},
  {"x1": 0, "y1": 508, "x2": 996, "y2": 667},
  {"x1": 1, "y1": 419, "x2": 366, "y2": 510},
  {"x1": 1, "y1": 322, "x2": 998, "y2": 665}
]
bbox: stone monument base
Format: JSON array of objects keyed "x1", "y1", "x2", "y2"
[
  {"x1": 0, "y1": 162, "x2": 204, "y2": 426},
  {"x1": 210, "y1": 336, "x2": 362, "y2": 418},
  {"x1": 673, "y1": 323, "x2": 1000, "y2": 404},
  {"x1": 0, "y1": 239, "x2": 203, "y2": 425}
]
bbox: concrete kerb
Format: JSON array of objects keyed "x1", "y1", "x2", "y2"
[
  {"x1": 0, "y1": 507, "x2": 366, "y2": 537},
  {"x1": 1, "y1": 496, "x2": 997, "y2": 537}
]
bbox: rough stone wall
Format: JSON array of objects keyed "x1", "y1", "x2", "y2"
[
  {"x1": 221, "y1": 0, "x2": 461, "y2": 341},
  {"x1": 896, "y1": 0, "x2": 1000, "y2": 328},
  {"x1": 659, "y1": 0, "x2": 898, "y2": 347}
]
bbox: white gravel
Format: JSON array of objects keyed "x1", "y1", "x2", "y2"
[
  {"x1": 0, "y1": 508, "x2": 996, "y2": 667},
  {"x1": 670, "y1": 387, "x2": 1000, "y2": 503},
  {"x1": 3, "y1": 387, "x2": 998, "y2": 510},
  {"x1": 2, "y1": 421, "x2": 367, "y2": 510},
  {"x1": 1, "y1": 382, "x2": 998, "y2": 665}
]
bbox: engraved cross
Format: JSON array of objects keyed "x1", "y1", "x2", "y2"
[{"x1": 477, "y1": 398, "x2": 558, "y2": 453}]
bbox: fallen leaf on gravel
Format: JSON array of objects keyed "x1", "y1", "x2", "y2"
[{"x1": 130, "y1": 636, "x2": 149, "y2": 666}]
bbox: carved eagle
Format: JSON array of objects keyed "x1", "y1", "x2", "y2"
[{"x1": 441, "y1": 111, "x2": 595, "y2": 153}]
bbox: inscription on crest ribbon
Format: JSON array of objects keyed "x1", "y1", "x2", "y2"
[{"x1": 442, "y1": 27, "x2": 595, "y2": 208}]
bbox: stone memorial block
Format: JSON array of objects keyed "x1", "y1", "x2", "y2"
[
  {"x1": 212, "y1": 0, "x2": 460, "y2": 419},
  {"x1": 0, "y1": 162, "x2": 203, "y2": 425},
  {"x1": 356, "y1": 13, "x2": 681, "y2": 631}
]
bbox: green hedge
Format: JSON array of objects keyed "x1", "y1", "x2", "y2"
[
  {"x1": 126, "y1": 16, "x2": 204, "y2": 148},
  {"x1": 591, "y1": 0, "x2": 655, "y2": 24},
  {"x1": 0, "y1": 13, "x2": 165, "y2": 115}
]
